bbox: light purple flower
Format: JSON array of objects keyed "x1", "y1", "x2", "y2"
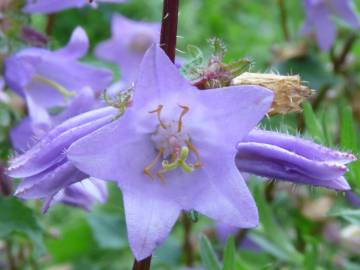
[
  {"x1": 67, "y1": 45, "x2": 274, "y2": 260},
  {"x1": 7, "y1": 106, "x2": 118, "y2": 206},
  {"x1": 23, "y1": 0, "x2": 128, "y2": 14},
  {"x1": 236, "y1": 129, "x2": 356, "y2": 191},
  {"x1": 95, "y1": 14, "x2": 160, "y2": 85},
  {"x1": 301, "y1": 0, "x2": 360, "y2": 51},
  {"x1": 42, "y1": 178, "x2": 108, "y2": 213},
  {"x1": 4, "y1": 27, "x2": 112, "y2": 109},
  {"x1": 10, "y1": 87, "x2": 97, "y2": 152}
]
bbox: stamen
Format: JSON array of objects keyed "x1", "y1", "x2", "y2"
[
  {"x1": 177, "y1": 105, "x2": 189, "y2": 132},
  {"x1": 162, "y1": 146, "x2": 194, "y2": 174},
  {"x1": 186, "y1": 139, "x2": 202, "y2": 168},
  {"x1": 32, "y1": 75, "x2": 75, "y2": 99},
  {"x1": 144, "y1": 147, "x2": 164, "y2": 179},
  {"x1": 149, "y1": 105, "x2": 167, "y2": 129}
]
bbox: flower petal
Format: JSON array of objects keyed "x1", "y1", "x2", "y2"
[
  {"x1": 330, "y1": 0, "x2": 360, "y2": 28},
  {"x1": 236, "y1": 142, "x2": 351, "y2": 191},
  {"x1": 54, "y1": 27, "x2": 89, "y2": 59},
  {"x1": 23, "y1": 0, "x2": 86, "y2": 13},
  {"x1": 123, "y1": 188, "x2": 180, "y2": 260},
  {"x1": 314, "y1": 5, "x2": 337, "y2": 51}
]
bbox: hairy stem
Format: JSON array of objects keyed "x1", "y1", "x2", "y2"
[
  {"x1": 160, "y1": 0, "x2": 180, "y2": 63},
  {"x1": 132, "y1": 257, "x2": 152, "y2": 270}
]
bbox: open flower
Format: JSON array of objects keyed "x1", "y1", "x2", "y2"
[
  {"x1": 23, "y1": 0, "x2": 128, "y2": 14},
  {"x1": 95, "y1": 14, "x2": 160, "y2": 85},
  {"x1": 67, "y1": 45, "x2": 274, "y2": 260},
  {"x1": 301, "y1": 0, "x2": 360, "y2": 51},
  {"x1": 4, "y1": 27, "x2": 112, "y2": 108},
  {"x1": 236, "y1": 129, "x2": 356, "y2": 191}
]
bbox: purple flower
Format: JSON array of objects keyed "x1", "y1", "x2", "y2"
[
  {"x1": 23, "y1": 0, "x2": 128, "y2": 14},
  {"x1": 10, "y1": 87, "x2": 98, "y2": 152},
  {"x1": 7, "y1": 106, "x2": 118, "y2": 206},
  {"x1": 67, "y1": 45, "x2": 274, "y2": 260},
  {"x1": 95, "y1": 14, "x2": 160, "y2": 85},
  {"x1": 4, "y1": 27, "x2": 112, "y2": 109},
  {"x1": 42, "y1": 178, "x2": 108, "y2": 213},
  {"x1": 236, "y1": 129, "x2": 356, "y2": 191},
  {"x1": 301, "y1": 0, "x2": 360, "y2": 51}
]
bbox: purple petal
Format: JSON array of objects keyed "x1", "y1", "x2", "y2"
[
  {"x1": 23, "y1": 0, "x2": 87, "y2": 13},
  {"x1": 53, "y1": 27, "x2": 89, "y2": 59},
  {"x1": 123, "y1": 189, "x2": 180, "y2": 260},
  {"x1": 236, "y1": 130, "x2": 354, "y2": 191},
  {"x1": 330, "y1": 0, "x2": 360, "y2": 28},
  {"x1": 7, "y1": 107, "x2": 117, "y2": 178},
  {"x1": 313, "y1": 4, "x2": 337, "y2": 51},
  {"x1": 15, "y1": 161, "x2": 87, "y2": 199}
]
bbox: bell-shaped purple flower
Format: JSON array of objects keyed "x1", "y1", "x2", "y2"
[
  {"x1": 67, "y1": 45, "x2": 274, "y2": 260},
  {"x1": 42, "y1": 178, "x2": 108, "y2": 213},
  {"x1": 4, "y1": 27, "x2": 112, "y2": 109},
  {"x1": 95, "y1": 14, "x2": 160, "y2": 85},
  {"x1": 236, "y1": 129, "x2": 356, "y2": 191},
  {"x1": 301, "y1": 0, "x2": 360, "y2": 51},
  {"x1": 23, "y1": 0, "x2": 128, "y2": 14},
  {"x1": 7, "y1": 106, "x2": 118, "y2": 204}
]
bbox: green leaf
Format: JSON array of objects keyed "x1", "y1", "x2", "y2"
[
  {"x1": 303, "y1": 102, "x2": 325, "y2": 144},
  {"x1": 86, "y1": 213, "x2": 127, "y2": 249},
  {"x1": 199, "y1": 234, "x2": 222, "y2": 270},
  {"x1": 0, "y1": 197, "x2": 45, "y2": 256},
  {"x1": 46, "y1": 217, "x2": 95, "y2": 262},
  {"x1": 223, "y1": 236, "x2": 235, "y2": 270},
  {"x1": 340, "y1": 105, "x2": 358, "y2": 152},
  {"x1": 328, "y1": 208, "x2": 360, "y2": 225}
]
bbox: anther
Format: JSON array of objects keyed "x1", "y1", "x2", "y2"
[
  {"x1": 149, "y1": 105, "x2": 167, "y2": 129},
  {"x1": 177, "y1": 105, "x2": 189, "y2": 132},
  {"x1": 186, "y1": 139, "x2": 202, "y2": 168},
  {"x1": 144, "y1": 147, "x2": 164, "y2": 179}
]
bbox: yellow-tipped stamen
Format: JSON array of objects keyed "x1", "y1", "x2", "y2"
[
  {"x1": 186, "y1": 139, "x2": 202, "y2": 168},
  {"x1": 149, "y1": 105, "x2": 167, "y2": 129},
  {"x1": 32, "y1": 75, "x2": 75, "y2": 99},
  {"x1": 144, "y1": 147, "x2": 164, "y2": 179},
  {"x1": 177, "y1": 105, "x2": 189, "y2": 133}
]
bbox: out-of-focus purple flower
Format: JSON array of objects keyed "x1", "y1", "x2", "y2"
[
  {"x1": 23, "y1": 0, "x2": 128, "y2": 14},
  {"x1": 67, "y1": 45, "x2": 274, "y2": 260},
  {"x1": 21, "y1": 26, "x2": 48, "y2": 47},
  {"x1": 95, "y1": 14, "x2": 160, "y2": 85},
  {"x1": 10, "y1": 87, "x2": 97, "y2": 153},
  {"x1": 4, "y1": 27, "x2": 112, "y2": 109},
  {"x1": 7, "y1": 106, "x2": 118, "y2": 207},
  {"x1": 301, "y1": 0, "x2": 360, "y2": 51},
  {"x1": 236, "y1": 129, "x2": 356, "y2": 191},
  {"x1": 42, "y1": 178, "x2": 108, "y2": 213}
]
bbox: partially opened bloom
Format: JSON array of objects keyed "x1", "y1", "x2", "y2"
[
  {"x1": 23, "y1": 0, "x2": 128, "y2": 14},
  {"x1": 4, "y1": 27, "x2": 112, "y2": 108},
  {"x1": 42, "y1": 178, "x2": 108, "y2": 213},
  {"x1": 7, "y1": 106, "x2": 118, "y2": 206},
  {"x1": 67, "y1": 45, "x2": 274, "y2": 260},
  {"x1": 95, "y1": 14, "x2": 160, "y2": 85},
  {"x1": 301, "y1": 0, "x2": 360, "y2": 51},
  {"x1": 236, "y1": 129, "x2": 356, "y2": 191}
]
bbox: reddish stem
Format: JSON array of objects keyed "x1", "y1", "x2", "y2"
[
  {"x1": 160, "y1": 0, "x2": 179, "y2": 63},
  {"x1": 132, "y1": 256, "x2": 152, "y2": 270}
]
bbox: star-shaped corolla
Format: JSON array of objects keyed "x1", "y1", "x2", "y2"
[
  {"x1": 95, "y1": 14, "x2": 160, "y2": 85},
  {"x1": 236, "y1": 129, "x2": 356, "y2": 191},
  {"x1": 4, "y1": 27, "x2": 112, "y2": 109},
  {"x1": 67, "y1": 45, "x2": 274, "y2": 260},
  {"x1": 23, "y1": 0, "x2": 128, "y2": 14},
  {"x1": 301, "y1": 0, "x2": 360, "y2": 51}
]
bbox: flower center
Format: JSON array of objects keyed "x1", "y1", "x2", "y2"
[
  {"x1": 144, "y1": 104, "x2": 202, "y2": 181},
  {"x1": 130, "y1": 32, "x2": 153, "y2": 53}
]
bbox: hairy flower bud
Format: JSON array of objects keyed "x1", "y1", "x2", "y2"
[{"x1": 231, "y1": 72, "x2": 312, "y2": 115}]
